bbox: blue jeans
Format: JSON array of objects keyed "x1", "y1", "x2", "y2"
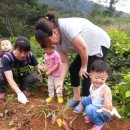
[{"x1": 81, "y1": 97, "x2": 111, "y2": 125}]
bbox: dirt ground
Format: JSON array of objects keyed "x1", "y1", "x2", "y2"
[{"x1": 0, "y1": 87, "x2": 130, "y2": 130}]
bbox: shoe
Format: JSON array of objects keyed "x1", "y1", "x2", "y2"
[
  {"x1": 90, "y1": 124, "x2": 104, "y2": 130},
  {"x1": 68, "y1": 100, "x2": 79, "y2": 107},
  {"x1": 46, "y1": 97, "x2": 53, "y2": 103},
  {"x1": 22, "y1": 90, "x2": 31, "y2": 97},
  {"x1": 84, "y1": 115, "x2": 91, "y2": 123},
  {"x1": 73, "y1": 106, "x2": 81, "y2": 113},
  {"x1": 0, "y1": 93, "x2": 6, "y2": 99},
  {"x1": 58, "y1": 97, "x2": 64, "y2": 103}
]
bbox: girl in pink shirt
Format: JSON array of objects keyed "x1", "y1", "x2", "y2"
[{"x1": 43, "y1": 45, "x2": 63, "y2": 103}]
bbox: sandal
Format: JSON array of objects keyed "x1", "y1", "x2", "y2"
[
  {"x1": 90, "y1": 124, "x2": 105, "y2": 130},
  {"x1": 84, "y1": 115, "x2": 91, "y2": 123},
  {"x1": 73, "y1": 106, "x2": 82, "y2": 113}
]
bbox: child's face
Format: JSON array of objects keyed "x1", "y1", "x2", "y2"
[
  {"x1": 89, "y1": 71, "x2": 108, "y2": 88},
  {"x1": 1, "y1": 40, "x2": 12, "y2": 52},
  {"x1": 44, "y1": 47, "x2": 54, "y2": 55}
]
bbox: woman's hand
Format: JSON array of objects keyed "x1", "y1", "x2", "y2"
[{"x1": 79, "y1": 67, "x2": 89, "y2": 79}]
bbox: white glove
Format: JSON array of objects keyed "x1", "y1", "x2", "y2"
[
  {"x1": 97, "y1": 107, "x2": 121, "y2": 119},
  {"x1": 17, "y1": 92, "x2": 29, "y2": 104}
]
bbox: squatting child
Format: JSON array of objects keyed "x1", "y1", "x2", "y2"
[{"x1": 74, "y1": 60, "x2": 113, "y2": 130}]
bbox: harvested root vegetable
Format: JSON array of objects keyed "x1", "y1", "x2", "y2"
[
  {"x1": 51, "y1": 116, "x2": 58, "y2": 125},
  {"x1": 62, "y1": 120, "x2": 70, "y2": 130},
  {"x1": 46, "y1": 112, "x2": 52, "y2": 119},
  {"x1": 11, "y1": 127, "x2": 18, "y2": 130}
]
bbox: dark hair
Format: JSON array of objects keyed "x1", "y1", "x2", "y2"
[
  {"x1": 90, "y1": 60, "x2": 110, "y2": 75},
  {"x1": 14, "y1": 36, "x2": 30, "y2": 51},
  {"x1": 35, "y1": 11, "x2": 58, "y2": 48}
]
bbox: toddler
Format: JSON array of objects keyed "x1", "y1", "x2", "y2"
[
  {"x1": 74, "y1": 60, "x2": 113, "y2": 130},
  {"x1": 43, "y1": 45, "x2": 63, "y2": 103}
]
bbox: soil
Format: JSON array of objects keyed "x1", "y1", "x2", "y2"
[{"x1": 0, "y1": 87, "x2": 130, "y2": 130}]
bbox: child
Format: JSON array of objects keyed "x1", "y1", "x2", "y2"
[
  {"x1": 74, "y1": 60, "x2": 112, "y2": 130},
  {"x1": 43, "y1": 45, "x2": 63, "y2": 104},
  {"x1": 0, "y1": 39, "x2": 12, "y2": 68}
]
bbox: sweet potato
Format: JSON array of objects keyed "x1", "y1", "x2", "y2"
[
  {"x1": 11, "y1": 127, "x2": 18, "y2": 130},
  {"x1": 62, "y1": 120, "x2": 70, "y2": 130},
  {"x1": 51, "y1": 116, "x2": 58, "y2": 125},
  {"x1": 46, "y1": 112, "x2": 52, "y2": 119}
]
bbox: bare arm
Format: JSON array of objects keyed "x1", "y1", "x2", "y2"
[
  {"x1": 4, "y1": 70, "x2": 22, "y2": 94},
  {"x1": 103, "y1": 87, "x2": 113, "y2": 111},
  {"x1": 59, "y1": 51, "x2": 69, "y2": 82},
  {"x1": 71, "y1": 34, "x2": 88, "y2": 78}
]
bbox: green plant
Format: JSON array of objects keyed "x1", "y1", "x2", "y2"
[
  {"x1": 30, "y1": 36, "x2": 43, "y2": 58},
  {"x1": 6, "y1": 94, "x2": 15, "y2": 102},
  {"x1": 112, "y1": 73, "x2": 130, "y2": 118}
]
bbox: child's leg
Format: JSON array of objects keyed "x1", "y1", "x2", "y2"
[
  {"x1": 73, "y1": 97, "x2": 92, "y2": 113},
  {"x1": 48, "y1": 76, "x2": 55, "y2": 97},
  {"x1": 55, "y1": 76, "x2": 63, "y2": 103},
  {"x1": 55, "y1": 76, "x2": 63, "y2": 97},
  {"x1": 86, "y1": 104, "x2": 111, "y2": 126},
  {"x1": 46, "y1": 76, "x2": 55, "y2": 103}
]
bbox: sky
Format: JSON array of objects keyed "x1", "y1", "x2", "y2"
[{"x1": 88, "y1": 0, "x2": 130, "y2": 14}]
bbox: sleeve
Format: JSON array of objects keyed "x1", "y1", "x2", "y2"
[
  {"x1": 29, "y1": 52, "x2": 39, "y2": 66},
  {"x1": 2, "y1": 56, "x2": 12, "y2": 71},
  {"x1": 59, "y1": 19, "x2": 82, "y2": 42}
]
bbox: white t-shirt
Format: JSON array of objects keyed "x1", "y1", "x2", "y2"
[{"x1": 56, "y1": 17, "x2": 111, "y2": 57}]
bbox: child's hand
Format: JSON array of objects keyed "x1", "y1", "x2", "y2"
[
  {"x1": 46, "y1": 71, "x2": 51, "y2": 75},
  {"x1": 42, "y1": 66, "x2": 47, "y2": 72},
  {"x1": 97, "y1": 107, "x2": 121, "y2": 119}
]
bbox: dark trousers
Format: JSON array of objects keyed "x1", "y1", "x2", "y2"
[
  {"x1": 69, "y1": 46, "x2": 109, "y2": 96},
  {"x1": 0, "y1": 68, "x2": 38, "y2": 93}
]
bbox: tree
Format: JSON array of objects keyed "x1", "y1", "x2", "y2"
[{"x1": 0, "y1": 0, "x2": 48, "y2": 38}]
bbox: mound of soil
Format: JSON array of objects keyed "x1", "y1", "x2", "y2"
[{"x1": 0, "y1": 87, "x2": 130, "y2": 130}]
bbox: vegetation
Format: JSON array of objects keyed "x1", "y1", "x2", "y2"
[{"x1": 0, "y1": 0, "x2": 130, "y2": 119}]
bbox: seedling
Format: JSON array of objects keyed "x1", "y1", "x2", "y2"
[
  {"x1": 6, "y1": 94, "x2": 15, "y2": 102},
  {"x1": 8, "y1": 120, "x2": 16, "y2": 126}
]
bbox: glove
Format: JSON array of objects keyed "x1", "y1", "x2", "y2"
[
  {"x1": 97, "y1": 107, "x2": 121, "y2": 119},
  {"x1": 17, "y1": 92, "x2": 29, "y2": 104}
]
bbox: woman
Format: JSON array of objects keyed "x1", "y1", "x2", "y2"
[
  {"x1": 35, "y1": 11, "x2": 111, "y2": 107},
  {"x1": 0, "y1": 36, "x2": 43, "y2": 104}
]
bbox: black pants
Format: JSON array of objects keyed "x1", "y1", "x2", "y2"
[
  {"x1": 0, "y1": 69, "x2": 38, "y2": 93},
  {"x1": 69, "y1": 46, "x2": 109, "y2": 96}
]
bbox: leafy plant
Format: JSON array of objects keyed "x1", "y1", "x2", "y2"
[
  {"x1": 6, "y1": 94, "x2": 15, "y2": 102},
  {"x1": 112, "y1": 73, "x2": 130, "y2": 118}
]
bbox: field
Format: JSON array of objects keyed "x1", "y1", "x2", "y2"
[{"x1": 0, "y1": 87, "x2": 130, "y2": 130}]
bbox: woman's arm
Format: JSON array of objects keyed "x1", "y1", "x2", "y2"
[
  {"x1": 59, "y1": 51, "x2": 69, "y2": 82},
  {"x1": 4, "y1": 70, "x2": 29, "y2": 104},
  {"x1": 71, "y1": 34, "x2": 88, "y2": 78},
  {"x1": 4, "y1": 70, "x2": 22, "y2": 94}
]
